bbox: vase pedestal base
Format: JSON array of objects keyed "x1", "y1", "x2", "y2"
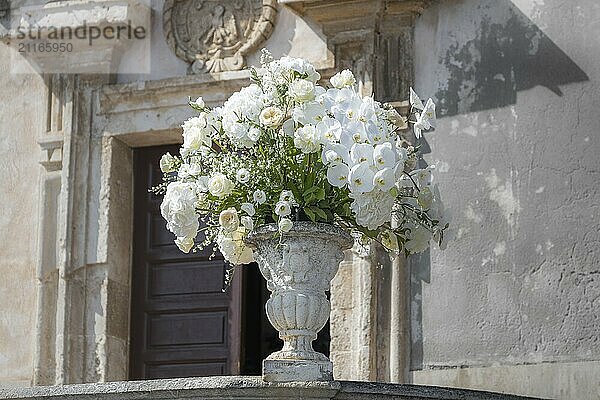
[{"x1": 262, "y1": 359, "x2": 333, "y2": 382}]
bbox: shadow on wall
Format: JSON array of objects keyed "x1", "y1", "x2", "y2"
[
  {"x1": 436, "y1": 0, "x2": 589, "y2": 118},
  {"x1": 410, "y1": 0, "x2": 589, "y2": 370}
]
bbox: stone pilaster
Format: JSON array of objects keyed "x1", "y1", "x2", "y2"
[{"x1": 16, "y1": 1, "x2": 147, "y2": 385}]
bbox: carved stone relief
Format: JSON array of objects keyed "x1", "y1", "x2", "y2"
[{"x1": 163, "y1": 0, "x2": 277, "y2": 73}]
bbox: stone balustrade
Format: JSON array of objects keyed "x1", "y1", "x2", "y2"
[{"x1": 0, "y1": 377, "x2": 545, "y2": 400}]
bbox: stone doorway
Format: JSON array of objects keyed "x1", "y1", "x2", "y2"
[{"x1": 129, "y1": 144, "x2": 242, "y2": 379}]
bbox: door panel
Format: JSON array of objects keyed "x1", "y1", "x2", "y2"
[{"x1": 130, "y1": 144, "x2": 241, "y2": 380}]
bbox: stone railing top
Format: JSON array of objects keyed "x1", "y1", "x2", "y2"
[{"x1": 0, "y1": 376, "x2": 546, "y2": 400}]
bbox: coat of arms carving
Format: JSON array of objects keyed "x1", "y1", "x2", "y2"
[{"x1": 163, "y1": 0, "x2": 277, "y2": 73}]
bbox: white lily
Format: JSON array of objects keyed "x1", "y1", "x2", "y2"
[
  {"x1": 322, "y1": 143, "x2": 350, "y2": 166},
  {"x1": 350, "y1": 143, "x2": 374, "y2": 165},
  {"x1": 317, "y1": 117, "x2": 342, "y2": 143},
  {"x1": 409, "y1": 87, "x2": 424, "y2": 110},
  {"x1": 373, "y1": 143, "x2": 396, "y2": 170},
  {"x1": 327, "y1": 164, "x2": 350, "y2": 188},
  {"x1": 373, "y1": 168, "x2": 396, "y2": 191},
  {"x1": 422, "y1": 98, "x2": 437, "y2": 128},
  {"x1": 348, "y1": 163, "x2": 375, "y2": 193},
  {"x1": 413, "y1": 112, "x2": 431, "y2": 139}
]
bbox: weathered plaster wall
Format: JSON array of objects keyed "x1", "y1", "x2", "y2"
[
  {"x1": 0, "y1": 45, "x2": 45, "y2": 386},
  {"x1": 412, "y1": 0, "x2": 600, "y2": 398}
]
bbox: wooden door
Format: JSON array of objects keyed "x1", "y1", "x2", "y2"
[{"x1": 130, "y1": 145, "x2": 241, "y2": 380}]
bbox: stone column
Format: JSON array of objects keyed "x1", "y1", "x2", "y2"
[{"x1": 280, "y1": 0, "x2": 435, "y2": 383}]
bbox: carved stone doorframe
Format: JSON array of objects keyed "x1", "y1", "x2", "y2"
[{"x1": 34, "y1": 69, "x2": 256, "y2": 385}]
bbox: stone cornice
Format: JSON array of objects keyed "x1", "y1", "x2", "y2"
[{"x1": 279, "y1": 0, "x2": 435, "y2": 33}]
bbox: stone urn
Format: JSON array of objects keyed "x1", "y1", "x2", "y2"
[{"x1": 245, "y1": 222, "x2": 354, "y2": 382}]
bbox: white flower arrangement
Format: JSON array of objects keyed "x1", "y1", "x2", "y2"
[{"x1": 156, "y1": 50, "x2": 448, "y2": 265}]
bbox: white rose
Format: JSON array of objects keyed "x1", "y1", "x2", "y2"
[
  {"x1": 253, "y1": 189, "x2": 267, "y2": 204},
  {"x1": 236, "y1": 168, "x2": 251, "y2": 183},
  {"x1": 160, "y1": 181, "x2": 199, "y2": 240},
  {"x1": 289, "y1": 79, "x2": 315, "y2": 102},
  {"x1": 219, "y1": 208, "x2": 239, "y2": 232},
  {"x1": 182, "y1": 114, "x2": 212, "y2": 151},
  {"x1": 248, "y1": 127, "x2": 261, "y2": 141},
  {"x1": 192, "y1": 96, "x2": 205, "y2": 108},
  {"x1": 241, "y1": 216, "x2": 254, "y2": 231},
  {"x1": 330, "y1": 69, "x2": 356, "y2": 89},
  {"x1": 175, "y1": 237, "x2": 195, "y2": 253},
  {"x1": 274, "y1": 201, "x2": 291, "y2": 217},
  {"x1": 160, "y1": 152, "x2": 177, "y2": 173},
  {"x1": 178, "y1": 161, "x2": 202, "y2": 179},
  {"x1": 294, "y1": 125, "x2": 322, "y2": 154},
  {"x1": 241, "y1": 202, "x2": 256, "y2": 216},
  {"x1": 278, "y1": 218, "x2": 293, "y2": 233},
  {"x1": 260, "y1": 106, "x2": 284, "y2": 127},
  {"x1": 208, "y1": 173, "x2": 234, "y2": 197},
  {"x1": 217, "y1": 228, "x2": 254, "y2": 265}
]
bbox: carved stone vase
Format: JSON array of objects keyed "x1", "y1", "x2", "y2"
[{"x1": 245, "y1": 222, "x2": 354, "y2": 382}]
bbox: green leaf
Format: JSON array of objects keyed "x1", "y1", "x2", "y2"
[
  {"x1": 310, "y1": 206, "x2": 328, "y2": 221},
  {"x1": 314, "y1": 187, "x2": 326, "y2": 201},
  {"x1": 302, "y1": 186, "x2": 318, "y2": 197},
  {"x1": 304, "y1": 207, "x2": 317, "y2": 222},
  {"x1": 288, "y1": 183, "x2": 302, "y2": 202}
]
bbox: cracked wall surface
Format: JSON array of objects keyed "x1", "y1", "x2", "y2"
[{"x1": 411, "y1": 0, "x2": 600, "y2": 398}]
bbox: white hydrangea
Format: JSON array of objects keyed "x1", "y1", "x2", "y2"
[
  {"x1": 160, "y1": 181, "x2": 199, "y2": 242},
  {"x1": 221, "y1": 84, "x2": 266, "y2": 147},
  {"x1": 350, "y1": 189, "x2": 395, "y2": 230}
]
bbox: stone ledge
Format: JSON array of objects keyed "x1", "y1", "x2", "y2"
[{"x1": 0, "y1": 376, "x2": 546, "y2": 400}]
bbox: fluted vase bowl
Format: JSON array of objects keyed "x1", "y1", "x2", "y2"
[{"x1": 245, "y1": 222, "x2": 354, "y2": 382}]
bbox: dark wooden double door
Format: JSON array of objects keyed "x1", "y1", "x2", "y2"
[{"x1": 130, "y1": 145, "x2": 331, "y2": 380}]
